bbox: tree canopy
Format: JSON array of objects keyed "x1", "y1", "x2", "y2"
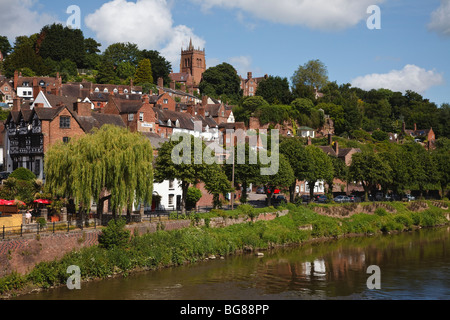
[
  {"x1": 44, "y1": 125, "x2": 154, "y2": 216},
  {"x1": 199, "y1": 62, "x2": 243, "y2": 104}
]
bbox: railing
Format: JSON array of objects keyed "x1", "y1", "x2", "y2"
[
  {"x1": 0, "y1": 205, "x2": 243, "y2": 240},
  {"x1": 1, "y1": 219, "x2": 101, "y2": 240}
]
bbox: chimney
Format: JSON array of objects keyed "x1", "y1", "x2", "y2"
[
  {"x1": 75, "y1": 102, "x2": 92, "y2": 117},
  {"x1": 328, "y1": 133, "x2": 332, "y2": 146},
  {"x1": 307, "y1": 136, "x2": 312, "y2": 146},
  {"x1": 247, "y1": 72, "x2": 253, "y2": 80},
  {"x1": 142, "y1": 94, "x2": 150, "y2": 104},
  {"x1": 170, "y1": 81, "x2": 176, "y2": 90},
  {"x1": 14, "y1": 70, "x2": 19, "y2": 90},
  {"x1": 202, "y1": 95, "x2": 208, "y2": 107},
  {"x1": 34, "y1": 103, "x2": 44, "y2": 109},
  {"x1": 187, "y1": 105, "x2": 194, "y2": 116},
  {"x1": 333, "y1": 141, "x2": 339, "y2": 156},
  {"x1": 198, "y1": 107, "x2": 205, "y2": 118},
  {"x1": 414, "y1": 123, "x2": 417, "y2": 131},
  {"x1": 402, "y1": 121, "x2": 406, "y2": 133},
  {"x1": 181, "y1": 83, "x2": 186, "y2": 92},
  {"x1": 158, "y1": 77, "x2": 164, "y2": 88},
  {"x1": 12, "y1": 97, "x2": 22, "y2": 112},
  {"x1": 32, "y1": 78, "x2": 40, "y2": 100}
]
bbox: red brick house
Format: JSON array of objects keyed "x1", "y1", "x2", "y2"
[{"x1": 3, "y1": 96, "x2": 125, "y2": 179}]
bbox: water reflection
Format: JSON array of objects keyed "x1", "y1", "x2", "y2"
[{"x1": 16, "y1": 227, "x2": 450, "y2": 300}]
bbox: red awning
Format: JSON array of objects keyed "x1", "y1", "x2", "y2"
[{"x1": 34, "y1": 199, "x2": 52, "y2": 204}]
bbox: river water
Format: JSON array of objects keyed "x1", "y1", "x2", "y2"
[{"x1": 17, "y1": 227, "x2": 449, "y2": 300}]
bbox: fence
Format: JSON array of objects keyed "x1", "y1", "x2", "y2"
[{"x1": 0, "y1": 204, "x2": 247, "y2": 240}]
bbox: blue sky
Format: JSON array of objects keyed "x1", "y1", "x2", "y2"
[{"x1": 1, "y1": 0, "x2": 449, "y2": 106}]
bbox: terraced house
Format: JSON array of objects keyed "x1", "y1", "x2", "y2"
[{"x1": 3, "y1": 94, "x2": 125, "y2": 180}]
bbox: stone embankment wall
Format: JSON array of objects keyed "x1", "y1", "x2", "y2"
[{"x1": 0, "y1": 210, "x2": 289, "y2": 277}]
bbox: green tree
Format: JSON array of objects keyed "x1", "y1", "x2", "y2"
[
  {"x1": 103, "y1": 42, "x2": 141, "y2": 67},
  {"x1": 291, "y1": 98, "x2": 315, "y2": 116},
  {"x1": 134, "y1": 59, "x2": 153, "y2": 86},
  {"x1": 186, "y1": 187, "x2": 202, "y2": 211},
  {"x1": 98, "y1": 218, "x2": 131, "y2": 250},
  {"x1": 96, "y1": 59, "x2": 119, "y2": 84},
  {"x1": 255, "y1": 75, "x2": 293, "y2": 104},
  {"x1": 0, "y1": 35, "x2": 12, "y2": 56},
  {"x1": 117, "y1": 61, "x2": 136, "y2": 82},
  {"x1": 304, "y1": 146, "x2": 334, "y2": 200},
  {"x1": 433, "y1": 139, "x2": 450, "y2": 198},
  {"x1": 44, "y1": 125, "x2": 154, "y2": 218},
  {"x1": 3, "y1": 35, "x2": 45, "y2": 77},
  {"x1": 280, "y1": 138, "x2": 309, "y2": 202},
  {"x1": 141, "y1": 49, "x2": 172, "y2": 85},
  {"x1": 9, "y1": 168, "x2": 36, "y2": 181},
  {"x1": 233, "y1": 96, "x2": 269, "y2": 125},
  {"x1": 225, "y1": 143, "x2": 262, "y2": 204},
  {"x1": 154, "y1": 134, "x2": 211, "y2": 214},
  {"x1": 202, "y1": 163, "x2": 232, "y2": 209},
  {"x1": 38, "y1": 23, "x2": 86, "y2": 68},
  {"x1": 199, "y1": 62, "x2": 243, "y2": 104},
  {"x1": 259, "y1": 153, "x2": 295, "y2": 207},
  {"x1": 292, "y1": 59, "x2": 329, "y2": 95},
  {"x1": 349, "y1": 150, "x2": 392, "y2": 201}
]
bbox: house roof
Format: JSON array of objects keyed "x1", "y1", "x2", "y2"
[
  {"x1": 77, "y1": 113, "x2": 126, "y2": 133},
  {"x1": 142, "y1": 132, "x2": 169, "y2": 149}
]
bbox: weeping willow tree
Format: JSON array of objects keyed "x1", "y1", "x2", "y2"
[{"x1": 44, "y1": 125, "x2": 154, "y2": 218}]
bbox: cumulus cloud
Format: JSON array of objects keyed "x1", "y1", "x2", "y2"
[
  {"x1": 191, "y1": 0, "x2": 385, "y2": 31},
  {"x1": 85, "y1": 0, "x2": 205, "y2": 68},
  {"x1": 428, "y1": 0, "x2": 450, "y2": 37},
  {"x1": 351, "y1": 65, "x2": 445, "y2": 94},
  {"x1": 0, "y1": 0, "x2": 57, "y2": 41}
]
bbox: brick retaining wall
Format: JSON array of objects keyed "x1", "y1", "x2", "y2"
[{"x1": 0, "y1": 210, "x2": 289, "y2": 276}]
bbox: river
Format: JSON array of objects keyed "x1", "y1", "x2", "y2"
[{"x1": 16, "y1": 227, "x2": 449, "y2": 300}]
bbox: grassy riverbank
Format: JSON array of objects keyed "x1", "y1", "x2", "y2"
[{"x1": 1, "y1": 201, "x2": 449, "y2": 298}]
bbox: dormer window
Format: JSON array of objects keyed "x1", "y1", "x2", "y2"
[
  {"x1": 175, "y1": 120, "x2": 180, "y2": 128},
  {"x1": 103, "y1": 88, "x2": 109, "y2": 93},
  {"x1": 124, "y1": 89, "x2": 129, "y2": 94},
  {"x1": 95, "y1": 87, "x2": 99, "y2": 92},
  {"x1": 167, "y1": 119, "x2": 172, "y2": 127},
  {"x1": 113, "y1": 88, "x2": 118, "y2": 93}
]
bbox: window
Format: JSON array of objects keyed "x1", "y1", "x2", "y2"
[
  {"x1": 168, "y1": 194, "x2": 174, "y2": 207},
  {"x1": 104, "y1": 88, "x2": 109, "y2": 93},
  {"x1": 169, "y1": 180, "x2": 174, "y2": 190},
  {"x1": 63, "y1": 137, "x2": 71, "y2": 144},
  {"x1": 4, "y1": 87, "x2": 8, "y2": 92},
  {"x1": 163, "y1": 99, "x2": 169, "y2": 104},
  {"x1": 60, "y1": 117, "x2": 71, "y2": 128},
  {"x1": 139, "y1": 112, "x2": 144, "y2": 122},
  {"x1": 124, "y1": 89, "x2": 129, "y2": 94},
  {"x1": 128, "y1": 113, "x2": 134, "y2": 122}
]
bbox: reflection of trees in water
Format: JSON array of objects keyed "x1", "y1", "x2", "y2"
[{"x1": 244, "y1": 228, "x2": 449, "y2": 297}]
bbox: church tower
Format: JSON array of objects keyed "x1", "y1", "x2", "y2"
[{"x1": 180, "y1": 38, "x2": 206, "y2": 86}]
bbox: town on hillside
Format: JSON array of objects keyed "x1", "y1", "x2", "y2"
[{"x1": 0, "y1": 26, "x2": 448, "y2": 226}]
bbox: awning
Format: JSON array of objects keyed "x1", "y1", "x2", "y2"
[{"x1": 34, "y1": 199, "x2": 52, "y2": 205}]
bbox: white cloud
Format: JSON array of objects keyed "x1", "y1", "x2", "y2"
[
  {"x1": 228, "y1": 56, "x2": 253, "y2": 76},
  {"x1": 85, "y1": 0, "x2": 205, "y2": 69},
  {"x1": 191, "y1": 0, "x2": 385, "y2": 31},
  {"x1": 428, "y1": 0, "x2": 450, "y2": 37},
  {"x1": 0, "y1": 0, "x2": 57, "y2": 41},
  {"x1": 351, "y1": 65, "x2": 445, "y2": 94}
]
